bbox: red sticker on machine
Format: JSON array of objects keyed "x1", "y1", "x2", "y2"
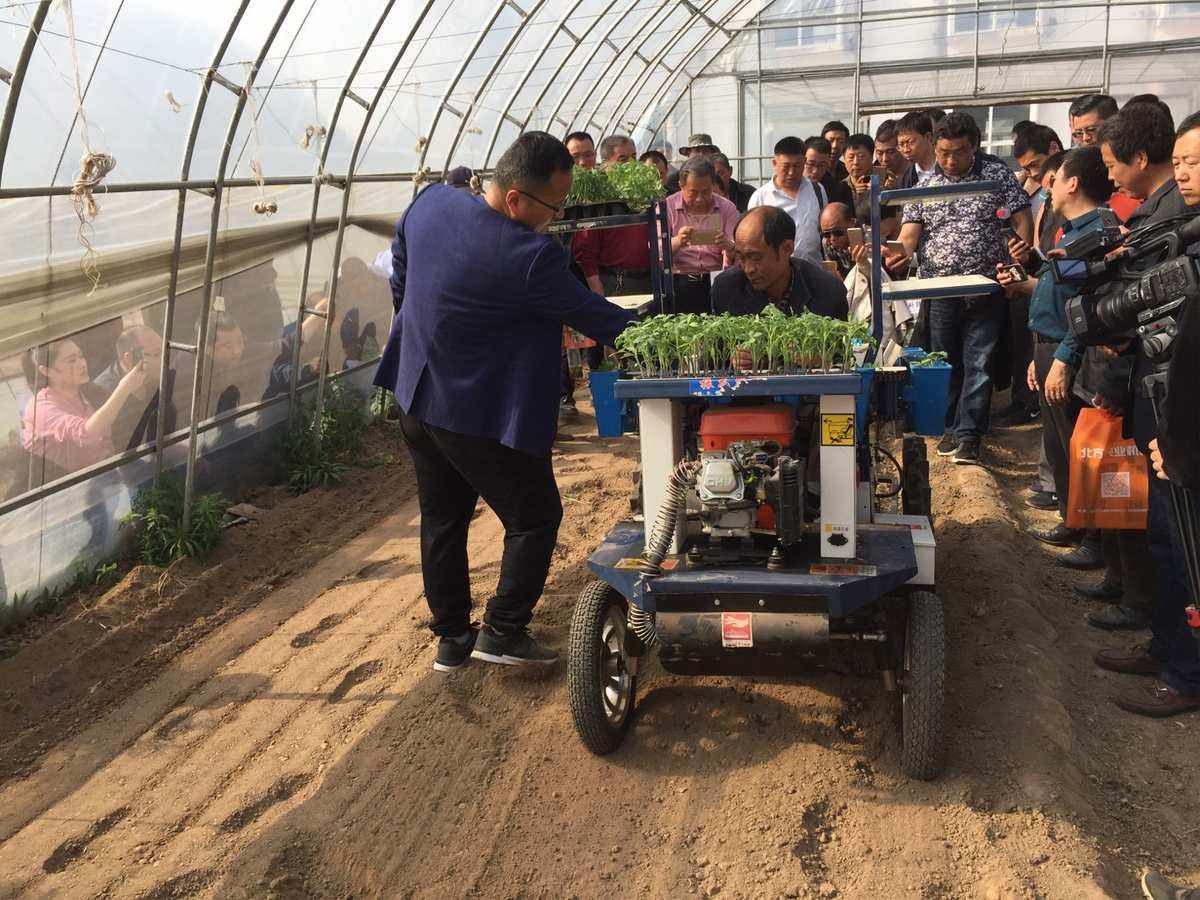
[{"x1": 721, "y1": 612, "x2": 753, "y2": 648}]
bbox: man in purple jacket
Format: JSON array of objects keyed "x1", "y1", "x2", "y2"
[{"x1": 374, "y1": 132, "x2": 635, "y2": 672}]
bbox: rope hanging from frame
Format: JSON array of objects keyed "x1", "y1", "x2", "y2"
[
  {"x1": 56, "y1": 0, "x2": 116, "y2": 293},
  {"x1": 244, "y1": 63, "x2": 277, "y2": 216}
]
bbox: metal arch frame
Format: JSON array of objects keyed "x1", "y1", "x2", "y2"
[
  {"x1": 559, "y1": 0, "x2": 678, "y2": 137},
  {"x1": 583, "y1": 0, "x2": 724, "y2": 140},
  {"x1": 152, "y1": 1, "x2": 252, "y2": 481},
  {"x1": 642, "y1": 1, "x2": 764, "y2": 150},
  {"x1": 479, "y1": 0, "x2": 597, "y2": 169},
  {"x1": 0, "y1": 0, "x2": 51, "y2": 183},
  {"x1": 528, "y1": 0, "x2": 654, "y2": 138},
  {"x1": 412, "y1": 0, "x2": 522, "y2": 197},
  {"x1": 284, "y1": 0, "x2": 410, "y2": 415},
  {"x1": 439, "y1": 0, "x2": 550, "y2": 175},
  {"x1": 307, "y1": 1, "x2": 438, "y2": 426},
  {"x1": 181, "y1": 0, "x2": 299, "y2": 532},
  {"x1": 595, "y1": 0, "x2": 728, "y2": 140},
  {"x1": 504, "y1": 0, "x2": 638, "y2": 151}
]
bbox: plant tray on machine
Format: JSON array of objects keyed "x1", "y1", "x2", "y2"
[{"x1": 562, "y1": 200, "x2": 631, "y2": 220}]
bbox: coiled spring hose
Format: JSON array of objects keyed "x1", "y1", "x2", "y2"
[{"x1": 631, "y1": 459, "x2": 700, "y2": 646}]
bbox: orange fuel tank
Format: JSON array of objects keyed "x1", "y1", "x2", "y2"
[{"x1": 699, "y1": 404, "x2": 796, "y2": 452}]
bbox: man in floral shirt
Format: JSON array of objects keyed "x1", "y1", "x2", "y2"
[{"x1": 899, "y1": 112, "x2": 1032, "y2": 464}]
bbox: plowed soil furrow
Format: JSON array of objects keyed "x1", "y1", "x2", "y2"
[{"x1": 0, "y1": 414, "x2": 1196, "y2": 900}]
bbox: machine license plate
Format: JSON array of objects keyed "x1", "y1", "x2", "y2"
[{"x1": 721, "y1": 612, "x2": 753, "y2": 648}]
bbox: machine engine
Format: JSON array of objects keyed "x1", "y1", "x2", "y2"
[{"x1": 694, "y1": 405, "x2": 805, "y2": 547}]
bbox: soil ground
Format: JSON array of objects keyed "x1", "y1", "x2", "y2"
[{"x1": 0, "y1": 406, "x2": 1196, "y2": 900}]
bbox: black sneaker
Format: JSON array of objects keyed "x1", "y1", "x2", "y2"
[
  {"x1": 471, "y1": 625, "x2": 559, "y2": 666},
  {"x1": 953, "y1": 439, "x2": 981, "y2": 465},
  {"x1": 433, "y1": 627, "x2": 478, "y2": 672},
  {"x1": 936, "y1": 433, "x2": 959, "y2": 457},
  {"x1": 1025, "y1": 490, "x2": 1058, "y2": 510},
  {"x1": 1087, "y1": 604, "x2": 1150, "y2": 631}
]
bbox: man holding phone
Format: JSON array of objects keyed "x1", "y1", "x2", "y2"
[
  {"x1": 996, "y1": 148, "x2": 1117, "y2": 542},
  {"x1": 897, "y1": 112, "x2": 1032, "y2": 465},
  {"x1": 665, "y1": 156, "x2": 739, "y2": 313}
]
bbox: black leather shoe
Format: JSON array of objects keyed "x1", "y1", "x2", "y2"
[
  {"x1": 1087, "y1": 604, "x2": 1150, "y2": 631},
  {"x1": 1030, "y1": 523, "x2": 1081, "y2": 547},
  {"x1": 1025, "y1": 490, "x2": 1059, "y2": 510},
  {"x1": 1074, "y1": 579, "x2": 1123, "y2": 601},
  {"x1": 1056, "y1": 542, "x2": 1105, "y2": 570}
]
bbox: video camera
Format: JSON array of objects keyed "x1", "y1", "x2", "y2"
[{"x1": 1060, "y1": 213, "x2": 1200, "y2": 347}]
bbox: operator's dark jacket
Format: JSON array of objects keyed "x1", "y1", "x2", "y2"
[
  {"x1": 711, "y1": 257, "x2": 849, "y2": 319},
  {"x1": 1160, "y1": 271, "x2": 1200, "y2": 489},
  {"x1": 373, "y1": 184, "x2": 634, "y2": 457}
]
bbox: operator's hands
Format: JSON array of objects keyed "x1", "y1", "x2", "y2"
[
  {"x1": 1045, "y1": 359, "x2": 1072, "y2": 405},
  {"x1": 1149, "y1": 438, "x2": 1170, "y2": 481},
  {"x1": 1007, "y1": 236, "x2": 1034, "y2": 267},
  {"x1": 1026, "y1": 359, "x2": 1039, "y2": 393}
]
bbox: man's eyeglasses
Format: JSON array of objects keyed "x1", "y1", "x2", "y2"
[
  {"x1": 803, "y1": 160, "x2": 829, "y2": 171},
  {"x1": 516, "y1": 189, "x2": 566, "y2": 216},
  {"x1": 820, "y1": 228, "x2": 847, "y2": 238},
  {"x1": 1071, "y1": 124, "x2": 1103, "y2": 142}
]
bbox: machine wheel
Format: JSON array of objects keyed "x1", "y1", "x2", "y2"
[
  {"x1": 902, "y1": 436, "x2": 932, "y2": 518},
  {"x1": 568, "y1": 580, "x2": 638, "y2": 755},
  {"x1": 900, "y1": 591, "x2": 945, "y2": 780}
]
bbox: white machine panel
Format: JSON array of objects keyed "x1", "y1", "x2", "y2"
[
  {"x1": 819, "y1": 394, "x2": 857, "y2": 559},
  {"x1": 638, "y1": 398, "x2": 685, "y2": 554},
  {"x1": 874, "y1": 513, "x2": 936, "y2": 585}
]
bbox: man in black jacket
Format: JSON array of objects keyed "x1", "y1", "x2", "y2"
[
  {"x1": 1091, "y1": 105, "x2": 1200, "y2": 717},
  {"x1": 713, "y1": 153, "x2": 755, "y2": 213}
]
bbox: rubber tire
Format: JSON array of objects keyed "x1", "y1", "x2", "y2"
[
  {"x1": 568, "y1": 580, "x2": 637, "y2": 755},
  {"x1": 901, "y1": 591, "x2": 945, "y2": 780},
  {"x1": 902, "y1": 436, "x2": 932, "y2": 518}
]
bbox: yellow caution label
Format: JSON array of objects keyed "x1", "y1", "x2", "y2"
[{"x1": 821, "y1": 413, "x2": 856, "y2": 447}]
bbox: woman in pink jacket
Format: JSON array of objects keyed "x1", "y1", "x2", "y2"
[{"x1": 21, "y1": 337, "x2": 149, "y2": 483}]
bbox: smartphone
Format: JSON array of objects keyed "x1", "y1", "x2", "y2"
[
  {"x1": 1000, "y1": 263, "x2": 1027, "y2": 281},
  {"x1": 884, "y1": 240, "x2": 905, "y2": 254},
  {"x1": 821, "y1": 260, "x2": 841, "y2": 275},
  {"x1": 128, "y1": 345, "x2": 145, "y2": 366},
  {"x1": 870, "y1": 165, "x2": 889, "y2": 179},
  {"x1": 847, "y1": 227, "x2": 864, "y2": 250},
  {"x1": 689, "y1": 229, "x2": 721, "y2": 245}
]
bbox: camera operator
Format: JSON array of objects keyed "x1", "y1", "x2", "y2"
[{"x1": 1086, "y1": 105, "x2": 1200, "y2": 717}]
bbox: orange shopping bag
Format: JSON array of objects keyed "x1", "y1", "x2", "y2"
[{"x1": 1065, "y1": 408, "x2": 1148, "y2": 530}]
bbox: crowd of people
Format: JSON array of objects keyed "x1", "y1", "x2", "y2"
[
  {"x1": 6, "y1": 258, "x2": 391, "y2": 501},
  {"x1": 545, "y1": 95, "x2": 1200, "y2": 733}
]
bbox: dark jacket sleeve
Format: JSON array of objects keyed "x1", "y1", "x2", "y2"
[
  {"x1": 526, "y1": 242, "x2": 635, "y2": 347},
  {"x1": 1160, "y1": 300, "x2": 1200, "y2": 488},
  {"x1": 389, "y1": 211, "x2": 409, "y2": 314}
]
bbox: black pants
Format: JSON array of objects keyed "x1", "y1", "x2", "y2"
[
  {"x1": 1010, "y1": 296, "x2": 1038, "y2": 412},
  {"x1": 1034, "y1": 340, "x2": 1082, "y2": 520},
  {"x1": 398, "y1": 414, "x2": 563, "y2": 638},
  {"x1": 672, "y1": 274, "x2": 713, "y2": 314}
]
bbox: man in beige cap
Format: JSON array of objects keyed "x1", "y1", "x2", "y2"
[{"x1": 666, "y1": 133, "x2": 721, "y2": 192}]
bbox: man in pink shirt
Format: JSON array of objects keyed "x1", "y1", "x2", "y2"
[{"x1": 665, "y1": 156, "x2": 738, "y2": 314}]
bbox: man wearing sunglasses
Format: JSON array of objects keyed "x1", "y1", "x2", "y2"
[{"x1": 375, "y1": 132, "x2": 635, "y2": 673}]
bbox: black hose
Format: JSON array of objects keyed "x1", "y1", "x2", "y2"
[{"x1": 639, "y1": 459, "x2": 699, "y2": 576}]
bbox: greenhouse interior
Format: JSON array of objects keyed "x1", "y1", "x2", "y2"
[
  {"x1": 2, "y1": 0, "x2": 1200, "y2": 897},
  {"x1": 2, "y1": 0, "x2": 1199, "y2": 610}
]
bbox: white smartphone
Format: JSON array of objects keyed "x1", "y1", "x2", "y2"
[{"x1": 847, "y1": 227, "x2": 864, "y2": 250}]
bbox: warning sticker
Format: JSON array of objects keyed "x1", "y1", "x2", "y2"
[
  {"x1": 811, "y1": 563, "x2": 878, "y2": 576},
  {"x1": 721, "y1": 612, "x2": 753, "y2": 648},
  {"x1": 821, "y1": 413, "x2": 856, "y2": 446},
  {"x1": 1101, "y1": 471, "x2": 1131, "y2": 499}
]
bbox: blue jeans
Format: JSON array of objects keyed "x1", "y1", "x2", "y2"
[
  {"x1": 928, "y1": 297, "x2": 1004, "y2": 441},
  {"x1": 1146, "y1": 463, "x2": 1200, "y2": 696}
]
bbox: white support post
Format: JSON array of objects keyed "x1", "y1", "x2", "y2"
[
  {"x1": 638, "y1": 398, "x2": 685, "y2": 555},
  {"x1": 819, "y1": 394, "x2": 858, "y2": 559}
]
